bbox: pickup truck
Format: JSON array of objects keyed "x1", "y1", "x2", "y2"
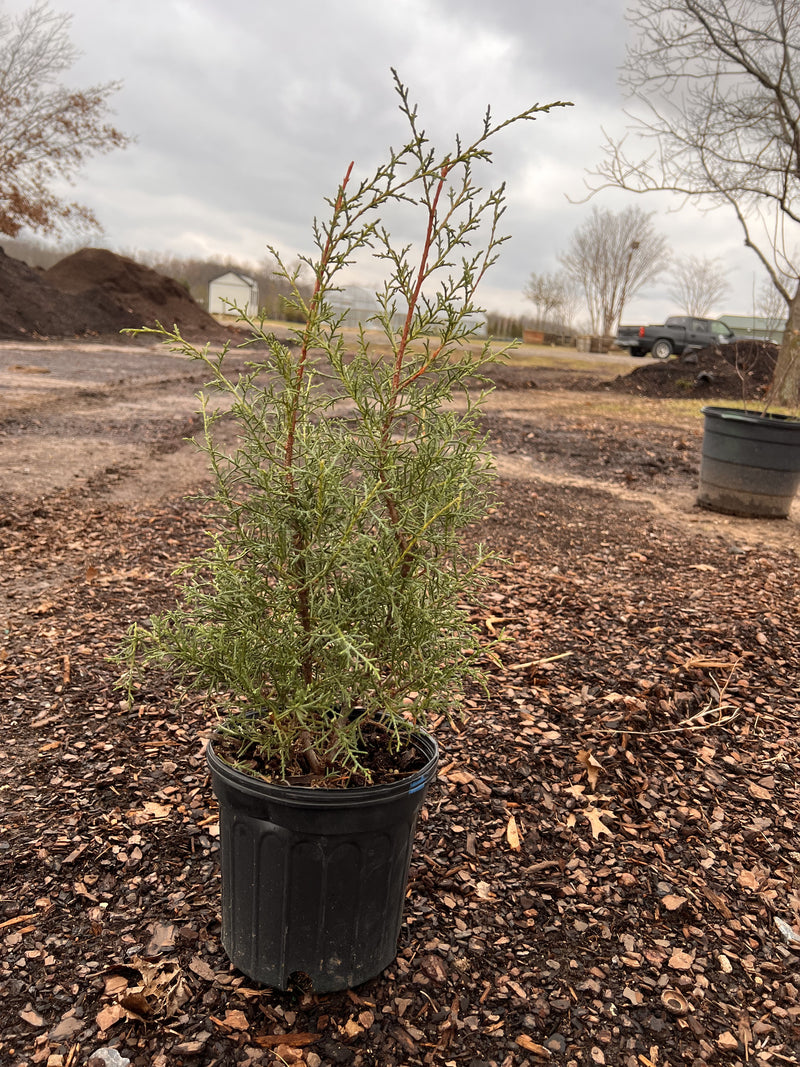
[{"x1": 615, "y1": 316, "x2": 739, "y2": 360}]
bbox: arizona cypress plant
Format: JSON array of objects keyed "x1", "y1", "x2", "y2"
[{"x1": 120, "y1": 72, "x2": 571, "y2": 782}]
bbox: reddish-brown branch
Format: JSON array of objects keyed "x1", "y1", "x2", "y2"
[
  {"x1": 388, "y1": 163, "x2": 450, "y2": 411},
  {"x1": 285, "y1": 160, "x2": 355, "y2": 482},
  {"x1": 285, "y1": 161, "x2": 355, "y2": 700},
  {"x1": 376, "y1": 163, "x2": 451, "y2": 577}
]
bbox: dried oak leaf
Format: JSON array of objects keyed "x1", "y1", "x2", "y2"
[
  {"x1": 584, "y1": 806, "x2": 614, "y2": 839},
  {"x1": 115, "y1": 957, "x2": 189, "y2": 1020}
]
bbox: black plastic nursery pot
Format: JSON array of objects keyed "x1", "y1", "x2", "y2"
[
  {"x1": 207, "y1": 732, "x2": 438, "y2": 992},
  {"x1": 697, "y1": 405, "x2": 800, "y2": 518}
]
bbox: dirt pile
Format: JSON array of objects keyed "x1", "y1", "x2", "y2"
[
  {"x1": 0, "y1": 246, "x2": 231, "y2": 341},
  {"x1": 0, "y1": 246, "x2": 110, "y2": 339},
  {"x1": 606, "y1": 339, "x2": 780, "y2": 401}
]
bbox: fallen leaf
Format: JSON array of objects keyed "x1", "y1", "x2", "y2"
[
  {"x1": 114, "y1": 957, "x2": 190, "y2": 1019},
  {"x1": 584, "y1": 806, "x2": 614, "y2": 839},
  {"x1": 506, "y1": 814, "x2": 521, "y2": 851},
  {"x1": 96, "y1": 1002, "x2": 125, "y2": 1031},
  {"x1": 48, "y1": 1015, "x2": 83, "y2": 1042},
  {"x1": 145, "y1": 921, "x2": 176, "y2": 955},
  {"x1": 103, "y1": 974, "x2": 129, "y2": 997},
  {"x1": 577, "y1": 749, "x2": 602, "y2": 790},
  {"x1": 31, "y1": 599, "x2": 56, "y2": 615}
]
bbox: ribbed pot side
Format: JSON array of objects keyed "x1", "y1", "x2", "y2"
[
  {"x1": 207, "y1": 732, "x2": 438, "y2": 992},
  {"x1": 697, "y1": 406, "x2": 800, "y2": 518}
]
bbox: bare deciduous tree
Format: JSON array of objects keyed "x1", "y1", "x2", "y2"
[
  {"x1": 522, "y1": 270, "x2": 576, "y2": 330},
  {"x1": 589, "y1": 0, "x2": 800, "y2": 403},
  {"x1": 668, "y1": 255, "x2": 730, "y2": 317},
  {"x1": 0, "y1": 1, "x2": 131, "y2": 237},
  {"x1": 757, "y1": 279, "x2": 788, "y2": 340},
  {"x1": 559, "y1": 205, "x2": 668, "y2": 337}
]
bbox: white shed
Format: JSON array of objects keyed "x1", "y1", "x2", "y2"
[{"x1": 208, "y1": 271, "x2": 259, "y2": 317}]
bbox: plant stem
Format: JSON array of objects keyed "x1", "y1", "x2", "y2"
[
  {"x1": 283, "y1": 164, "x2": 357, "y2": 721},
  {"x1": 385, "y1": 162, "x2": 450, "y2": 440}
]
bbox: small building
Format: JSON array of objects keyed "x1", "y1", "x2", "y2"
[
  {"x1": 720, "y1": 314, "x2": 786, "y2": 344},
  {"x1": 208, "y1": 271, "x2": 259, "y2": 317}
]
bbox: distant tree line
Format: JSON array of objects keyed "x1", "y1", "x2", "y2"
[{"x1": 524, "y1": 204, "x2": 781, "y2": 340}]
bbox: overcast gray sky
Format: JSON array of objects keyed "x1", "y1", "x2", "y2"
[{"x1": 4, "y1": 0, "x2": 768, "y2": 323}]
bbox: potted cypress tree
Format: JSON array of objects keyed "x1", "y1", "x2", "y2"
[
  {"x1": 697, "y1": 339, "x2": 800, "y2": 518},
  {"x1": 119, "y1": 72, "x2": 570, "y2": 991}
]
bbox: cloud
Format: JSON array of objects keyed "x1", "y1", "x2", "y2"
[{"x1": 2, "y1": 0, "x2": 773, "y2": 319}]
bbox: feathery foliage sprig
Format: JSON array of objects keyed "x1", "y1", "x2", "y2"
[{"x1": 119, "y1": 72, "x2": 571, "y2": 781}]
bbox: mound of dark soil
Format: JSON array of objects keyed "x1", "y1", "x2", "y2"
[
  {"x1": 0, "y1": 247, "x2": 112, "y2": 339},
  {"x1": 606, "y1": 339, "x2": 779, "y2": 400},
  {"x1": 0, "y1": 246, "x2": 231, "y2": 342}
]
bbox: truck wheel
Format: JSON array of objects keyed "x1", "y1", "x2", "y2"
[
  {"x1": 651, "y1": 339, "x2": 673, "y2": 360},
  {"x1": 630, "y1": 346, "x2": 646, "y2": 358}
]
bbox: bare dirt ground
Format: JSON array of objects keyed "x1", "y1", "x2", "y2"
[
  {"x1": 2, "y1": 339, "x2": 800, "y2": 1067},
  {"x1": 1, "y1": 337, "x2": 796, "y2": 548}
]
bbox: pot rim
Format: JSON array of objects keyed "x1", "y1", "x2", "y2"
[
  {"x1": 701, "y1": 404, "x2": 800, "y2": 426},
  {"x1": 207, "y1": 730, "x2": 439, "y2": 808}
]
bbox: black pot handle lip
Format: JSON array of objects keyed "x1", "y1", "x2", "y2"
[{"x1": 701, "y1": 405, "x2": 797, "y2": 425}]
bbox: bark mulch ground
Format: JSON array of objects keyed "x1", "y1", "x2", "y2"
[{"x1": 2, "y1": 467, "x2": 799, "y2": 1067}]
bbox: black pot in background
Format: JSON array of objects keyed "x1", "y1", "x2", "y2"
[
  {"x1": 207, "y1": 732, "x2": 438, "y2": 992},
  {"x1": 697, "y1": 405, "x2": 800, "y2": 518}
]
